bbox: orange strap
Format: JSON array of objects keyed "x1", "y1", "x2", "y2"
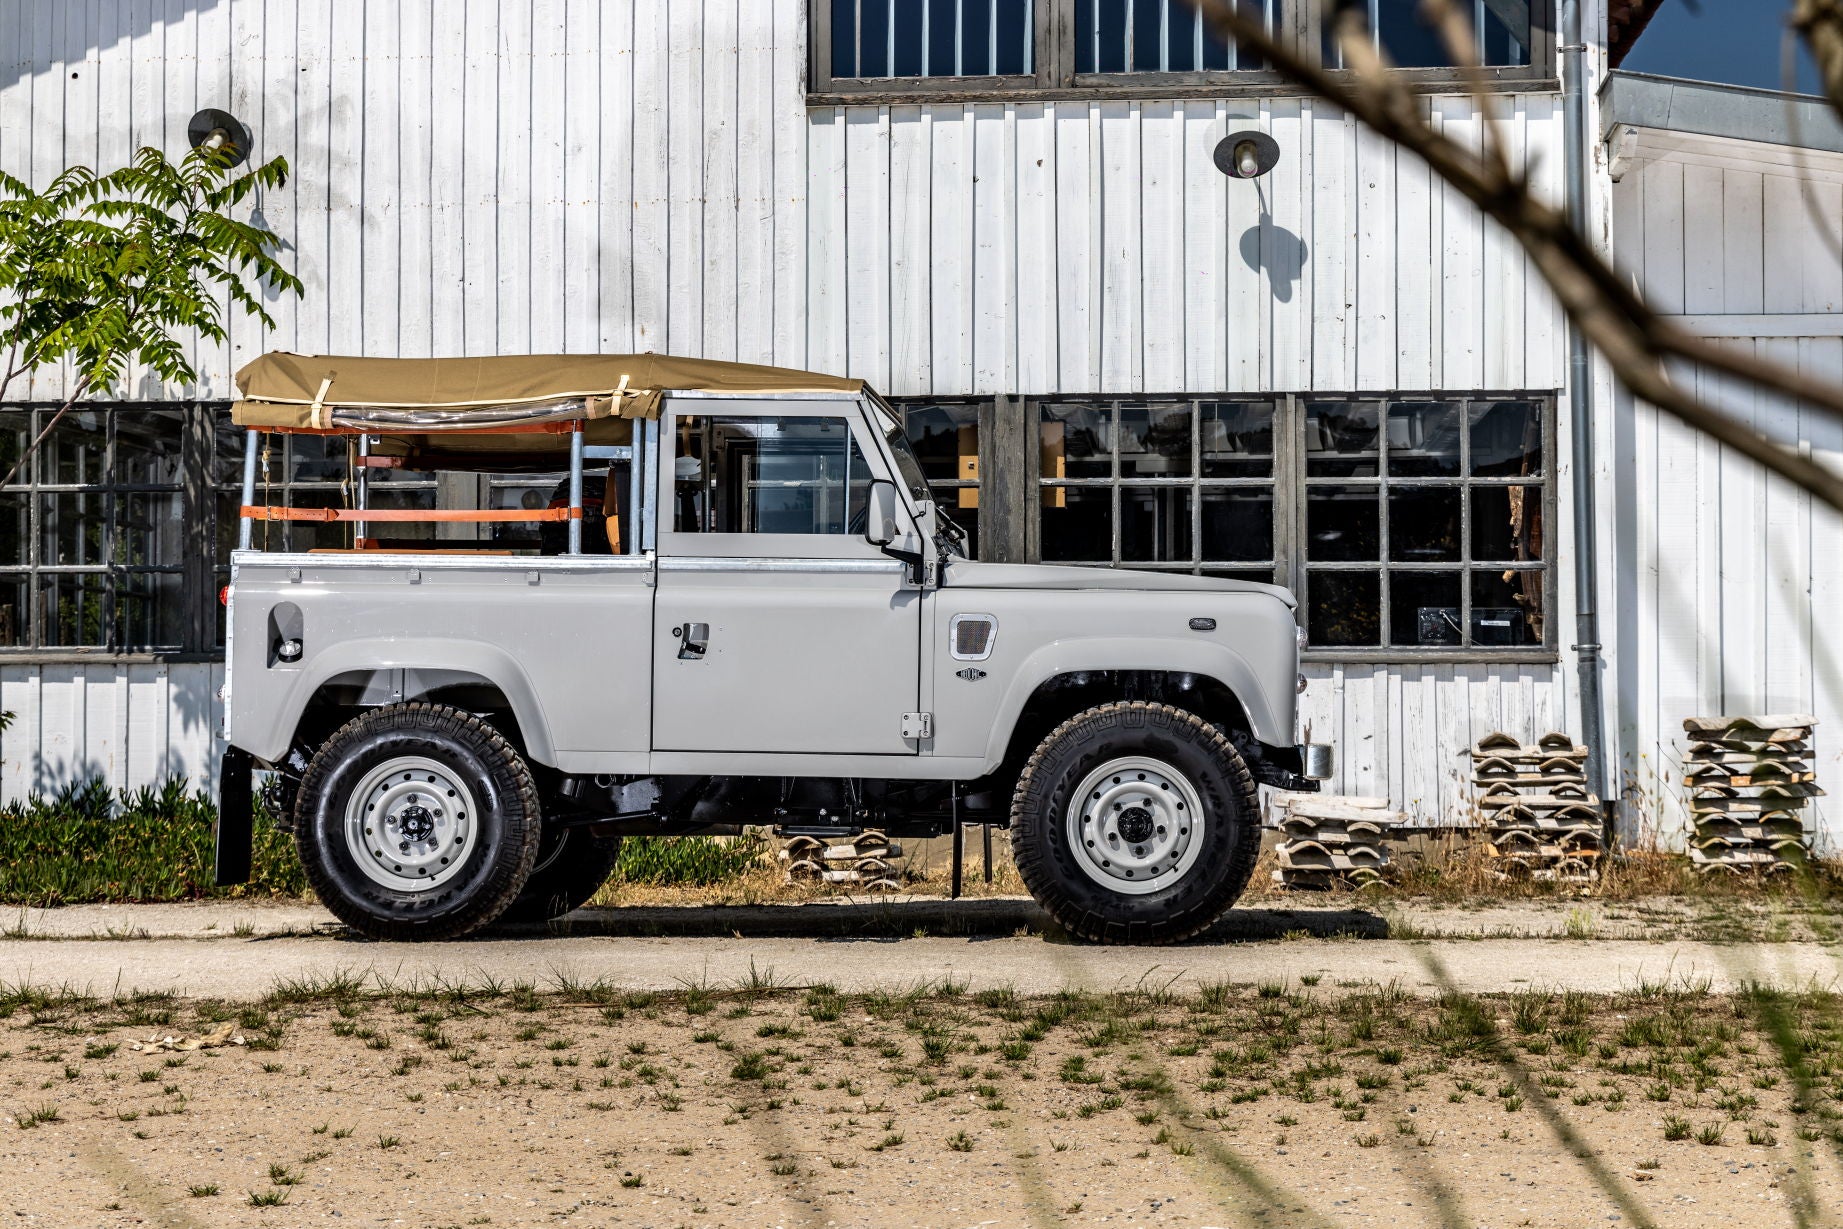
[{"x1": 240, "y1": 505, "x2": 581, "y2": 523}]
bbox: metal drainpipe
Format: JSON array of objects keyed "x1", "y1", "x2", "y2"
[{"x1": 1560, "y1": 0, "x2": 1611, "y2": 824}]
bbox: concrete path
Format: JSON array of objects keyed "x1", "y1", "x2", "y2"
[{"x1": 0, "y1": 899, "x2": 1838, "y2": 1001}]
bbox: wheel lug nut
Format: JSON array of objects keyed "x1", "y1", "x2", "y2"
[{"x1": 399, "y1": 842, "x2": 409, "y2": 853}]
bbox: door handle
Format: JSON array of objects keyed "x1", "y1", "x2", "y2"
[{"x1": 676, "y1": 621, "x2": 709, "y2": 660}]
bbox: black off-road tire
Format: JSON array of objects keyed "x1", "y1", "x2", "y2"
[
  {"x1": 294, "y1": 703, "x2": 543, "y2": 941},
  {"x1": 1009, "y1": 701, "x2": 1260, "y2": 944},
  {"x1": 498, "y1": 828, "x2": 624, "y2": 923}
]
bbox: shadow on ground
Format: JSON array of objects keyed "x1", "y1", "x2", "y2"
[{"x1": 448, "y1": 899, "x2": 1391, "y2": 944}]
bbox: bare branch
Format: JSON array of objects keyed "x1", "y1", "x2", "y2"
[
  {"x1": 1792, "y1": 0, "x2": 1843, "y2": 119},
  {"x1": 1189, "y1": 0, "x2": 1843, "y2": 510}
]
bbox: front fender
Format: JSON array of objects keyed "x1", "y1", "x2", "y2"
[
  {"x1": 230, "y1": 636, "x2": 557, "y2": 766},
  {"x1": 980, "y1": 635, "x2": 1294, "y2": 770}
]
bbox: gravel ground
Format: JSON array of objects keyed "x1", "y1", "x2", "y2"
[{"x1": 2, "y1": 978, "x2": 1839, "y2": 1229}]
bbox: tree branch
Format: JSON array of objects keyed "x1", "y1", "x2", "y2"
[{"x1": 1190, "y1": 0, "x2": 1843, "y2": 511}]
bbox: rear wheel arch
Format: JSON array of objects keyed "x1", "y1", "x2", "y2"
[{"x1": 291, "y1": 668, "x2": 553, "y2": 766}]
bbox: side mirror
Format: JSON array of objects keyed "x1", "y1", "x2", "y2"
[{"x1": 865, "y1": 480, "x2": 899, "y2": 546}]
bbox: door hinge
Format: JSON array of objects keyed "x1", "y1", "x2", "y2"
[{"x1": 900, "y1": 712, "x2": 933, "y2": 740}]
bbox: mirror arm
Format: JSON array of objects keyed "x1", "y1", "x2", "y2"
[{"x1": 878, "y1": 541, "x2": 929, "y2": 587}]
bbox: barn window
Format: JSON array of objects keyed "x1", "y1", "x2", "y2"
[
  {"x1": 810, "y1": 0, "x2": 1553, "y2": 98},
  {"x1": 1016, "y1": 392, "x2": 1554, "y2": 659},
  {"x1": 0, "y1": 404, "x2": 228, "y2": 655}
]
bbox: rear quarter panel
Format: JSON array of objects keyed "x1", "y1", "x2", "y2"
[{"x1": 226, "y1": 555, "x2": 654, "y2": 767}]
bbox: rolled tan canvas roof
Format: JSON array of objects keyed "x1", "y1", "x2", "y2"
[{"x1": 232, "y1": 352, "x2": 863, "y2": 432}]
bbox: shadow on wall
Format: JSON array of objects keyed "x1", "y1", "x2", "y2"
[
  {"x1": 1239, "y1": 217, "x2": 1308, "y2": 303},
  {"x1": 1, "y1": 0, "x2": 227, "y2": 96}
]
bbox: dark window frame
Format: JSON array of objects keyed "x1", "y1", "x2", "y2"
[
  {"x1": 939, "y1": 389, "x2": 1557, "y2": 666},
  {"x1": 0, "y1": 401, "x2": 224, "y2": 661},
  {"x1": 808, "y1": 0, "x2": 1557, "y2": 103}
]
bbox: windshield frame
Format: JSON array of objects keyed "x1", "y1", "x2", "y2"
[{"x1": 864, "y1": 389, "x2": 932, "y2": 504}]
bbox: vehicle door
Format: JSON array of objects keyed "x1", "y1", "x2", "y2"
[{"x1": 650, "y1": 398, "x2": 923, "y2": 756}]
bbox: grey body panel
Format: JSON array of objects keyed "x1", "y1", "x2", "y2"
[
  {"x1": 226, "y1": 555, "x2": 653, "y2": 766},
  {"x1": 225, "y1": 392, "x2": 1308, "y2": 780}
]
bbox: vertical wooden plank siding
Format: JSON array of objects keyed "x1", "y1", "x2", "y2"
[
  {"x1": 0, "y1": 5, "x2": 1594, "y2": 814},
  {"x1": 1611, "y1": 135, "x2": 1843, "y2": 850}
]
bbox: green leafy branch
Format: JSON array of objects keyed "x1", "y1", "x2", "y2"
[{"x1": 0, "y1": 145, "x2": 302, "y2": 487}]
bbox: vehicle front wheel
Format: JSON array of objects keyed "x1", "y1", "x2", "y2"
[
  {"x1": 294, "y1": 703, "x2": 543, "y2": 941},
  {"x1": 1010, "y1": 701, "x2": 1260, "y2": 944}
]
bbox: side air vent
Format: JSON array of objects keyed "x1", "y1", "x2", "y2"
[{"x1": 949, "y1": 612, "x2": 997, "y2": 661}]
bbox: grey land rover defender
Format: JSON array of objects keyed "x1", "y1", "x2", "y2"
[{"x1": 216, "y1": 352, "x2": 1332, "y2": 944}]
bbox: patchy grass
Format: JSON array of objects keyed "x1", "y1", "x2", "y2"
[{"x1": 3, "y1": 976, "x2": 1843, "y2": 1224}]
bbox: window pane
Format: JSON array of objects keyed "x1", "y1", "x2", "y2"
[
  {"x1": 1481, "y1": 1, "x2": 1532, "y2": 67},
  {"x1": 47, "y1": 409, "x2": 107, "y2": 485},
  {"x1": 1470, "y1": 484, "x2": 1543, "y2": 562},
  {"x1": 288, "y1": 434, "x2": 348, "y2": 483},
  {"x1": 1470, "y1": 400, "x2": 1542, "y2": 476},
  {"x1": 1305, "y1": 401, "x2": 1380, "y2": 477},
  {"x1": 894, "y1": 0, "x2": 926, "y2": 75},
  {"x1": 1119, "y1": 403, "x2": 1191, "y2": 478},
  {"x1": 1390, "y1": 571, "x2": 1463, "y2": 647},
  {"x1": 1377, "y1": 0, "x2": 1449, "y2": 68},
  {"x1": 1121, "y1": 487, "x2": 1191, "y2": 562},
  {"x1": 115, "y1": 410, "x2": 185, "y2": 484},
  {"x1": 860, "y1": 0, "x2": 891, "y2": 76},
  {"x1": 0, "y1": 575, "x2": 26, "y2": 646},
  {"x1": 214, "y1": 419, "x2": 249, "y2": 486},
  {"x1": 1307, "y1": 484, "x2": 1379, "y2": 561},
  {"x1": 904, "y1": 403, "x2": 980, "y2": 484},
  {"x1": 1041, "y1": 485, "x2": 1111, "y2": 561},
  {"x1": 1130, "y1": 0, "x2": 1162, "y2": 70},
  {"x1": 1200, "y1": 488, "x2": 1272, "y2": 562},
  {"x1": 672, "y1": 416, "x2": 867, "y2": 535},
  {"x1": 1200, "y1": 401, "x2": 1273, "y2": 478},
  {"x1": 1386, "y1": 400, "x2": 1460, "y2": 477},
  {"x1": 41, "y1": 492, "x2": 107, "y2": 565},
  {"x1": 1388, "y1": 486, "x2": 1460, "y2": 562},
  {"x1": 0, "y1": 410, "x2": 31, "y2": 485},
  {"x1": 832, "y1": 0, "x2": 858, "y2": 76},
  {"x1": 115, "y1": 571, "x2": 185, "y2": 650},
  {"x1": 1039, "y1": 403, "x2": 1111, "y2": 478},
  {"x1": 1307, "y1": 572, "x2": 1380, "y2": 647},
  {"x1": 929, "y1": 0, "x2": 960, "y2": 74},
  {"x1": 115, "y1": 492, "x2": 185, "y2": 566},
  {"x1": 1073, "y1": 0, "x2": 1263, "y2": 73},
  {"x1": 38, "y1": 573, "x2": 108, "y2": 647},
  {"x1": 1473, "y1": 569, "x2": 1543, "y2": 645},
  {"x1": 0, "y1": 491, "x2": 25, "y2": 567},
  {"x1": 995, "y1": 0, "x2": 1030, "y2": 73}
]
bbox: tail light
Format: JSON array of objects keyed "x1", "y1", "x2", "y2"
[{"x1": 219, "y1": 585, "x2": 231, "y2": 607}]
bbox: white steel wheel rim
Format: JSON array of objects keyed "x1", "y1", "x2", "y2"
[
  {"x1": 344, "y1": 756, "x2": 480, "y2": 892},
  {"x1": 1065, "y1": 755, "x2": 1205, "y2": 896}
]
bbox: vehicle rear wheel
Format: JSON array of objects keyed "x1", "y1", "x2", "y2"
[
  {"x1": 498, "y1": 828, "x2": 624, "y2": 923},
  {"x1": 294, "y1": 703, "x2": 542, "y2": 941},
  {"x1": 1009, "y1": 701, "x2": 1259, "y2": 944}
]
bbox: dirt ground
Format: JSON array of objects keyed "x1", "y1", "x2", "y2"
[{"x1": 3, "y1": 978, "x2": 1841, "y2": 1229}]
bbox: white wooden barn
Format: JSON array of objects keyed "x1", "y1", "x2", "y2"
[{"x1": 0, "y1": 1, "x2": 1833, "y2": 850}]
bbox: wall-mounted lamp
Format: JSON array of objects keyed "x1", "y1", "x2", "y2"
[
  {"x1": 188, "y1": 108, "x2": 252, "y2": 166},
  {"x1": 1213, "y1": 130, "x2": 1279, "y2": 179}
]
